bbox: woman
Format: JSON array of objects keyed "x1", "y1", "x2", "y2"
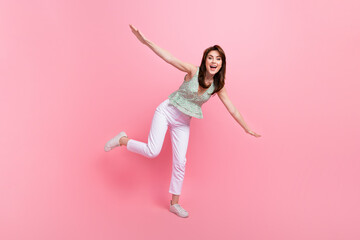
[{"x1": 104, "y1": 24, "x2": 261, "y2": 218}]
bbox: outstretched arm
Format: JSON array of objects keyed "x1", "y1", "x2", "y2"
[
  {"x1": 129, "y1": 24, "x2": 197, "y2": 75},
  {"x1": 217, "y1": 87, "x2": 261, "y2": 137}
]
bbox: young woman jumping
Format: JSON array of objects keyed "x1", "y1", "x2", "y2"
[{"x1": 104, "y1": 24, "x2": 261, "y2": 218}]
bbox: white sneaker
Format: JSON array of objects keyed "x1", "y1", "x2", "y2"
[
  {"x1": 104, "y1": 131, "x2": 127, "y2": 152},
  {"x1": 169, "y1": 200, "x2": 189, "y2": 218}
]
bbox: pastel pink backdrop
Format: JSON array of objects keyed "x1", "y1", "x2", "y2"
[{"x1": 1, "y1": 0, "x2": 359, "y2": 239}]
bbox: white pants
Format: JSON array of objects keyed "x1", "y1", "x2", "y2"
[{"x1": 126, "y1": 99, "x2": 192, "y2": 195}]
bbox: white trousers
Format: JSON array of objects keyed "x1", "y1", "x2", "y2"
[{"x1": 126, "y1": 99, "x2": 192, "y2": 195}]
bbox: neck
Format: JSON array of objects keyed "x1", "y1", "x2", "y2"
[{"x1": 205, "y1": 71, "x2": 214, "y2": 82}]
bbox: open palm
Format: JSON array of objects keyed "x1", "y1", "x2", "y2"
[
  {"x1": 129, "y1": 24, "x2": 147, "y2": 44},
  {"x1": 248, "y1": 130, "x2": 261, "y2": 137}
]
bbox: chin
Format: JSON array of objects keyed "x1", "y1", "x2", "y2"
[
  {"x1": 211, "y1": 69, "x2": 219, "y2": 75},
  {"x1": 207, "y1": 68, "x2": 218, "y2": 75}
]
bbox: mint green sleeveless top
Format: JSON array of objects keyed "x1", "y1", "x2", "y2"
[{"x1": 168, "y1": 67, "x2": 215, "y2": 119}]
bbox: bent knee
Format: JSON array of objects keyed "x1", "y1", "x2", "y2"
[{"x1": 147, "y1": 150, "x2": 160, "y2": 159}]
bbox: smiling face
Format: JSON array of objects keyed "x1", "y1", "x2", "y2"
[{"x1": 205, "y1": 50, "x2": 222, "y2": 78}]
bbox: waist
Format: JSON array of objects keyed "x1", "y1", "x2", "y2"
[
  {"x1": 158, "y1": 99, "x2": 193, "y2": 122},
  {"x1": 167, "y1": 97, "x2": 203, "y2": 119}
]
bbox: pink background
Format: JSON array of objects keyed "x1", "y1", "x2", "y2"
[{"x1": 1, "y1": 0, "x2": 359, "y2": 239}]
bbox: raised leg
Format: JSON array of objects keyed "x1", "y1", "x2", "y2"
[{"x1": 126, "y1": 108, "x2": 169, "y2": 158}]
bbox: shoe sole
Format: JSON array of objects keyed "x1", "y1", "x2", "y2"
[{"x1": 169, "y1": 208, "x2": 189, "y2": 218}]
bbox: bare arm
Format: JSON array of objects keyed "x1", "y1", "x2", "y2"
[
  {"x1": 129, "y1": 24, "x2": 197, "y2": 75},
  {"x1": 217, "y1": 87, "x2": 261, "y2": 137}
]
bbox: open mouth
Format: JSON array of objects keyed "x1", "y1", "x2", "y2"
[{"x1": 210, "y1": 65, "x2": 217, "y2": 70}]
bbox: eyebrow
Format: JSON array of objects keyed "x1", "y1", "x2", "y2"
[{"x1": 208, "y1": 55, "x2": 221, "y2": 58}]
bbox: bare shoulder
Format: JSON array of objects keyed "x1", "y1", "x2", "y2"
[{"x1": 184, "y1": 65, "x2": 199, "y2": 82}]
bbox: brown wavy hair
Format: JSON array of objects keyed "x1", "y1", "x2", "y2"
[{"x1": 198, "y1": 45, "x2": 226, "y2": 96}]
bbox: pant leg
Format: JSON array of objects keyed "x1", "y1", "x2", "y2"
[
  {"x1": 168, "y1": 122, "x2": 191, "y2": 195},
  {"x1": 126, "y1": 106, "x2": 169, "y2": 158}
]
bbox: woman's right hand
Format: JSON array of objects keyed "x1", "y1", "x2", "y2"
[
  {"x1": 129, "y1": 24, "x2": 147, "y2": 45},
  {"x1": 128, "y1": 24, "x2": 195, "y2": 74}
]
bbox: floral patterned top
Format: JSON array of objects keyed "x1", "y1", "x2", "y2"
[{"x1": 168, "y1": 67, "x2": 215, "y2": 119}]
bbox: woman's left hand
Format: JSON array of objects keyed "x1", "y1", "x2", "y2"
[{"x1": 245, "y1": 129, "x2": 261, "y2": 137}]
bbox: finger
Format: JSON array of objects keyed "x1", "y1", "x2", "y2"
[{"x1": 130, "y1": 25, "x2": 137, "y2": 32}]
